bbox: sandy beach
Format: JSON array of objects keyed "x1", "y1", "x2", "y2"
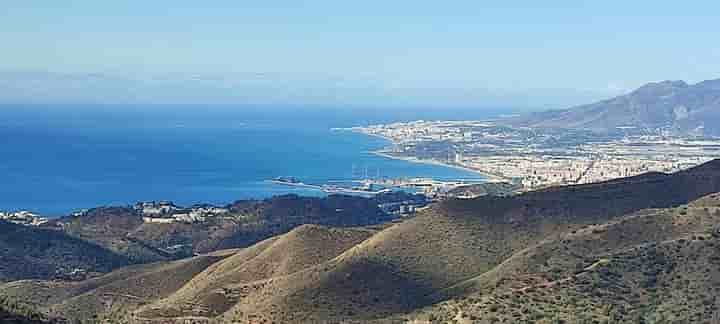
[
  {"x1": 370, "y1": 150, "x2": 508, "y2": 182},
  {"x1": 347, "y1": 128, "x2": 509, "y2": 182}
]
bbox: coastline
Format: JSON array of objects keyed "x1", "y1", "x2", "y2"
[
  {"x1": 370, "y1": 150, "x2": 509, "y2": 182},
  {"x1": 345, "y1": 128, "x2": 509, "y2": 182},
  {"x1": 333, "y1": 128, "x2": 395, "y2": 143}
]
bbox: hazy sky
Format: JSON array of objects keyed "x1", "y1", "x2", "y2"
[{"x1": 2, "y1": 1, "x2": 719, "y2": 107}]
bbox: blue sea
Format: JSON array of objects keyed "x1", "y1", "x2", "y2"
[{"x1": 0, "y1": 105, "x2": 508, "y2": 216}]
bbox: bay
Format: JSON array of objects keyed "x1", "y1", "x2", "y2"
[{"x1": 0, "y1": 104, "x2": 506, "y2": 216}]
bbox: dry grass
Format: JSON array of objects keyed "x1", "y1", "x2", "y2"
[
  {"x1": 5, "y1": 159, "x2": 720, "y2": 323},
  {"x1": 136, "y1": 224, "x2": 376, "y2": 321},
  {"x1": 1, "y1": 252, "x2": 233, "y2": 323}
]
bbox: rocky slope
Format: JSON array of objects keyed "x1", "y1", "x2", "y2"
[{"x1": 509, "y1": 78, "x2": 720, "y2": 135}]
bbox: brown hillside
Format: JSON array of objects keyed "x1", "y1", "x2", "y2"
[
  {"x1": 403, "y1": 202, "x2": 720, "y2": 323},
  {"x1": 51, "y1": 194, "x2": 390, "y2": 267},
  {"x1": 0, "y1": 307, "x2": 53, "y2": 324},
  {"x1": 436, "y1": 194, "x2": 720, "y2": 299},
  {"x1": 6, "y1": 160, "x2": 720, "y2": 323},
  {"x1": 0, "y1": 220, "x2": 130, "y2": 282},
  {"x1": 0, "y1": 250, "x2": 234, "y2": 323},
  {"x1": 60, "y1": 207, "x2": 182, "y2": 263},
  {"x1": 160, "y1": 160, "x2": 720, "y2": 323},
  {"x1": 135, "y1": 224, "x2": 375, "y2": 321}
]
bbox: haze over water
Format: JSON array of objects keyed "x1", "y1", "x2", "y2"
[{"x1": 0, "y1": 105, "x2": 507, "y2": 216}]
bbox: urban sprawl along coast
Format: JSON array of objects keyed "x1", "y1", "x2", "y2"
[{"x1": 347, "y1": 120, "x2": 720, "y2": 190}]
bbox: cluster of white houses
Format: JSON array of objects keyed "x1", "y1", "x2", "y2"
[
  {"x1": 135, "y1": 201, "x2": 230, "y2": 224},
  {"x1": 0, "y1": 210, "x2": 49, "y2": 226}
]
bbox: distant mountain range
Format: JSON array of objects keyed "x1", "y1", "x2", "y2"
[{"x1": 509, "y1": 78, "x2": 720, "y2": 136}]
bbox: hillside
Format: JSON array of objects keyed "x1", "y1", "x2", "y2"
[
  {"x1": 0, "y1": 225, "x2": 373, "y2": 323},
  {"x1": 4, "y1": 160, "x2": 720, "y2": 323},
  {"x1": 0, "y1": 220, "x2": 130, "y2": 282},
  {"x1": 58, "y1": 207, "x2": 172, "y2": 264},
  {"x1": 446, "y1": 182, "x2": 521, "y2": 198},
  {"x1": 0, "y1": 298, "x2": 58, "y2": 324},
  {"x1": 0, "y1": 249, "x2": 236, "y2": 323},
  {"x1": 53, "y1": 194, "x2": 390, "y2": 263},
  {"x1": 509, "y1": 78, "x2": 720, "y2": 135},
  {"x1": 211, "y1": 160, "x2": 720, "y2": 323},
  {"x1": 400, "y1": 194, "x2": 720, "y2": 323},
  {"x1": 0, "y1": 309, "x2": 47, "y2": 324},
  {"x1": 1, "y1": 193, "x2": 395, "y2": 283},
  {"x1": 135, "y1": 225, "x2": 376, "y2": 321}
]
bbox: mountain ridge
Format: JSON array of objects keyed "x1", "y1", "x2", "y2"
[{"x1": 508, "y1": 77, "x2": 720, "y2": 135}]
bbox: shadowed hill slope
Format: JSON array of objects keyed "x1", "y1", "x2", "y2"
[
  {"x1": 59, "y1": 207, "x2": 172, "y2": 264},
  {"x1": 441, "y1": 159, "x2": 720, "y2": 226},
  {"x1": 5, "y1": 160, "x2": 720, "y2": 323},
  {"x1": 0, "y1": 309, "x2": 54, "y2": 324},
  {"x1": 0, "y1": 194, "x2": 393, "y2": 283},
  {"x1": 140, "y1": 160, "x2": 720, "y2": 323},
  {"x1": 437, "y1": 193, "x2": 720, "y2": 298},
  {"x1": 135, "y1": 224, "x2": 376, "y2": 321},
  {"x1": 401, "y1": 195, "x2": 720, "y2": 323},
  {"x1": 0, "y1": 299, "x2": 59, "y2": 324},
  {"x1": 0, "y1": 220, "x2": 131, "y2": 282},
  {"x1": 0, "y1": 250, "x2": 235, "y2": 323},
  {"x1": 52, "y1": 194, "x2": 390, "y2": 265}
]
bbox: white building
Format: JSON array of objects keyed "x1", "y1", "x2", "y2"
[{"x1": 142, "y1": 217, "x2": 176, "y2": 224}]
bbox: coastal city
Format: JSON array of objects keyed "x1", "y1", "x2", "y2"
[
  {"x1": 6, "y1": 121, "x2": 719, "y2": 225},
  {"x1": 349, "y1": 120, "x2": 720, "y2": 190},
  {"x1": 8, "y1": 120, "x2": 718, "y2": 225}
]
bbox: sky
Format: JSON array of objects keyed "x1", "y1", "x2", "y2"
[{"x1": 1, "y1": 1, "x2": 720, "y2": 108}]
